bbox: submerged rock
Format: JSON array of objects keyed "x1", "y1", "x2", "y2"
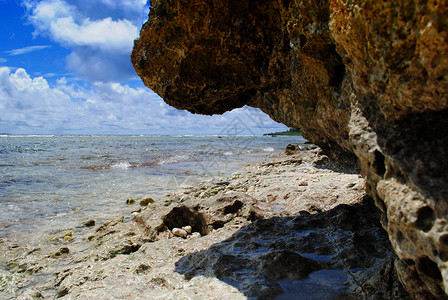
[
  {"x1": 60, "y1": 230, "x2": 72, "y2": 238},
  {"x1": 82, "y1": 219, "x2": 96, "y2": 227},
  {"x1": 140, "y1": 197, "x2": 155, "y2": 206},
  {"x1": 125, "y1": 198, "x2": 135, "y2": 205}
]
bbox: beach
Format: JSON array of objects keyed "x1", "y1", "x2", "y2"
[
  {"x1": 0, "y1": 144, "x2": 407, "y2": 299},
  {"x1": 0, "y1": 135, "x2": 296, "y2": 242}
]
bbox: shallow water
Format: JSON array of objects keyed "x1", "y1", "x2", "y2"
[
  {"x1": 0, "y1": 135, "x2": 304, "y2": 243},
  {"x1": 276, "y1": 269, "x2": 347, "y2": 300}
]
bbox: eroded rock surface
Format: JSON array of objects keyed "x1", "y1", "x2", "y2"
[
  {"x1": 132, "y1": 1, "x2": 448, "y2": 298},
  {"x1": 0, "y1": 150, "x2": 408, "y2": 299},
  {"x1": 175, "y1": 199, "x2": 408, "y2": 299}
]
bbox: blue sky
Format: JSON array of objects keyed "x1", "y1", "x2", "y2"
[{"x1": 0, "y1": 0, "x2": 287, "y2": 135}]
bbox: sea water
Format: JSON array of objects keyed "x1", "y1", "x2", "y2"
[{"x1": 0, "y1": 135, "x2": 305, "y2": 243}]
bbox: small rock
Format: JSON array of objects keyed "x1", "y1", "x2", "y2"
[
  {"x1": 126, "y1": 198, "x2": 135, "y2": 204},
  {"x1": 135, "y1": 263, "x2": 151, "y2": 274},
  {"x1": 140, "y1": 197, "x2": 155, "y2": 206},
  {"x1": 315, "y1": 155, "x2": 329, "y2": 165},
  {"x1": 285, "y1": 144, "x2": 299, "y2": 155},
  {"x1": 82, "y1": 219, "x2": 96, "y2": 227},
  {"x1": 115, "y1": 215, "x2": 124, "y2": 222},
  {"x1": 52, "y1": 247, "x2": 70, "y2": 258},
  {"x1": 48, "y1": 236, "x2": 60, "y2": 242},
  {"x1": 346, "y1": 182, "x2": 356, "y2": 188},
  {"x1": 132, "y1": 208, "x2": 142, "y2": 213},
  {"x1": 172, "y1": 228, "x2": 188, "y2": 238},
  {"x1": 22, "y1": 290, "x2": 44, "y2": 299},
  {"x1": 61, "y1": 230, "x2": 72, "y2": 237},
  {"x1": 182, "y1": 225, "x2": 192, "y2": 234},
  {"x1": 63, "y1": 236, "x2": 74, "y2": 243},
  {"x1": 84, "y1": 234, "x2": 95, "y2": 241},
  {"x1": 215, "y1": 181, "x2": 230, "y2": 186},
  {"x1": 103, "y1": 220, "x2": 113, "y2": 227},
  {"x1": 57, "y1": 287, "x2": 69, "y2": 298},
  {"x1": 298, "y1": 180, "x2": 308, "y2": 186},
  {"x1": 189, "y1": 232, "x2": 201, "y2": 239},
  {"x1": 60, "y1": 247, "x2": 70, "y2": 254}
]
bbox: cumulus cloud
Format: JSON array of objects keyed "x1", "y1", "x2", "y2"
[
  {"x1": 23, "y1": 0, "x2": 148, "y2": 82},
  {"x1": 27, "y1": 0, "x2": 137, "y2": 53},
  {"x1": 5, "y1": 45, "x2": 51, "y2": 56},
  {"x1": 0, "y1": 67, "x2": 287, "y2": 134}
]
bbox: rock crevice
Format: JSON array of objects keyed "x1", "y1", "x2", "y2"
[{"x1": 132, "y1": 0, "x2": 448, "y2": 298}]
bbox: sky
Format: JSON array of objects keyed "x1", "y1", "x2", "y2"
[{"x1": 0, "y1": 0, "x2": 288, "y2": 135}]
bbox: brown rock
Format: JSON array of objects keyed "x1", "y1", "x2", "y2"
[
  {"x1": 140, "y1": 197, "x2": 155, "y2": 206},
  {"x1": 82, "y1": 219, "x2": 96, "y2": 227},
  {"x1": 132, "y1": 1, "x2": 448, "y2": 297},
  {"x1": 285, "y1": 144, "x2": 298, "y2": 155}
]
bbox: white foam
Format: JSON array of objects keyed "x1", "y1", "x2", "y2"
[
  {"x1": 158, "y1": 155, "x2": 190, "y2": 165},
  {"x1": 263, "y1": 147, "x2": 275, "y2": 152},
  {"x1": 111, "y1": 162, "x2": 131, "y2": 170}
]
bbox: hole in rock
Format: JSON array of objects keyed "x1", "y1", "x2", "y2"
[
  {"x1": 329, "y1": 63, "x2": 346, "y2": 88},
  {"x1": 396, "y1": 230, "x2": 404, "y2": 243},
  {"x1": 416, "y1": 256, "x2": 442, "y2": 281},
  {"x1": 439, "y1": 234, "x2": 448, "y2": 247},
  {"x1": 440, "y1": 251, "x2": 448, "y2": 262},
  {"x1": 415, "y1": 206, "x2": 435, "y2": 232},
  {"x1": 299, "y1": 34, "x2": 307, "y2": 47},
  {"x1": 223, "y1": 200, "x2": 244, "y2": 214},
  {"x1": 373, "y1": 150, "x2": 386, "y2": 177},
  {"x1": 404, "y1": 259, "x2": 415, "y2": 266},
  {"x1": 163, "y1": 206, "x2": 209, "y2": 236}
]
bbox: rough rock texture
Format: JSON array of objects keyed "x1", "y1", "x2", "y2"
[
  {"x1": 132, "y1": 0, "x2": 448, "y2": 298},
  {"x1": 0, "y1": 150, "x2": 408, "y2": 299}
]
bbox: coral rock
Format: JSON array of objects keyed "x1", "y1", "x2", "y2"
[{"x1": 132, "y1": 0, "x2": 448, "y2": 297}]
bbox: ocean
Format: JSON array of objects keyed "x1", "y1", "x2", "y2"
[{"x1": 0, "y1": 135, "x2": 305, "y2": 244}]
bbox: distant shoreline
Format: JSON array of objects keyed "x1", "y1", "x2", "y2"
[{"x1": 263, "y1": 128, "x2": 301, "y2": 136}]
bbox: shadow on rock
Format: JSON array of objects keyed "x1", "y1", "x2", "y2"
[{"x1": 175, "y1": 198, "x2": 409, "y2": 299}]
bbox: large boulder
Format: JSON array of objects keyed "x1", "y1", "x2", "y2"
[{"x1": 132, "y1": 0, "x2": 448, "y2": 298}]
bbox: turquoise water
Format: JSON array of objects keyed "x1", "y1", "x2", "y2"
[{"x1": 0, "y1": 135, "x2": 304, "y2": 243}]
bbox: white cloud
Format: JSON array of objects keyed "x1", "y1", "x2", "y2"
[
  {"x1": 54, "y1": 17, "x2": 136, "y2": 53},
  {"x1": 23, "y1": 0, "x2": 147, "y2": 82},
  {"x1": 0, "y1": 58, "x2": 7, "y2": 63},
  {"x1": 0, "y1": 67, "x2": 287, "y2": 134},
  {"x1": 26, "y1": 0, "x2": 137, "y2": 53},
  {"x1": 5, "y1": 45, "x2": 51, "y2": 56}
]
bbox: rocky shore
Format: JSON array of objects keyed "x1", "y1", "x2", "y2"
[
  {"x1": 0, "y1": 147, "x2": 409, "y2": 299},
  {"x1": 131, "y1": 1, "x2": 448, "y2": 297}
]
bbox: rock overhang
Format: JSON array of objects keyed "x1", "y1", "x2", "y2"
[{"x1": 132, "y1": 0, "x2": 448, "y2": 298}]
